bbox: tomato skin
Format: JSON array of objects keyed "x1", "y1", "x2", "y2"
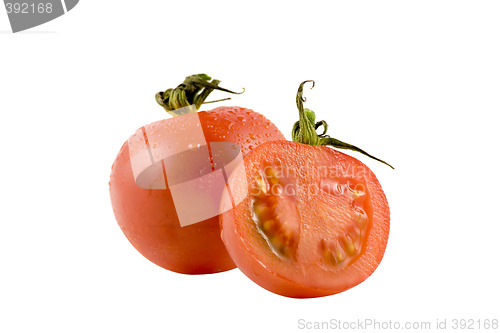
[
  {"x1": 220, "y1": 140, "x2": 390, "y2": 297},
  {"x1": 110, "y1": 107, "x2": 285, "y2": 274}
]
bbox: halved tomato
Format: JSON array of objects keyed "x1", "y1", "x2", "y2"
[{"x1": 219, "y1": 81, "x2": 391, "y2": 297}]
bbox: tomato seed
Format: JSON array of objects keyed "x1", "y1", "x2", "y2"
[{"x1": 251, "y1": 166, "x2": 299, "y2": 259}]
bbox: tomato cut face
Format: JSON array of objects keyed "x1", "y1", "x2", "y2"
[{"x1": 220, "y1": 140, "x2": 390, "y2": 297}]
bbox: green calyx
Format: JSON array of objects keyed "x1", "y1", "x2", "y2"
[
  {"x1": 292, "y1": 80, "x2": 394, "y2": 169},
  {"x1": 155, "y1": 74, "x2": 244, "y2": 114}
]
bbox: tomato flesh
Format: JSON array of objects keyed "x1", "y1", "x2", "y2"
[{"x1": 220, "y1": 140, "x2": 390, "y2": 297}]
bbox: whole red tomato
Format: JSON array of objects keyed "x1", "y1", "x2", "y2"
[{"x1": 110, "y1": 74, "x2": 285, "y2": 274}]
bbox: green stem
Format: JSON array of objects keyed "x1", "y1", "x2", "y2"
[
  {"x1": 292, "y1": 80, "x2": 394, "y2": 169},
  {"x1": 294, "y1": 80, "x2": 319, "y2": 146},
  {"x1": 155, "y1": 74, "x2": 244, "y2": 116}
]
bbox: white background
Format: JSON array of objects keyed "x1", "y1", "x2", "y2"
[{"x1": 1, "y1": 1, "x2": 499, "y2": 332}]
